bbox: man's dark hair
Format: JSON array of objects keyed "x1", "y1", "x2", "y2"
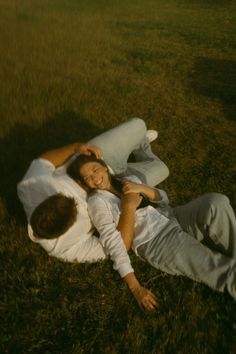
[{"x1": 30, "y1": 194, "x2": 77, "y2": 239}]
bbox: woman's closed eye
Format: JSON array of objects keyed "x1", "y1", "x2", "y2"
[
  {"x1": 93, "y1": 167, "x2": 99, "y2": 173},
  {"x1": 84, "y1": 167, "x2": 101, "y2": 182}
]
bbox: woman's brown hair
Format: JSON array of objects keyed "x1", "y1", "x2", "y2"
[{"x1": 67, "y1": 155, "x2": 123, "y2": 194}]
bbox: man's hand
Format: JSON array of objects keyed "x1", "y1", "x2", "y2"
[
  {"x1": 76, "y1": 143, "x2": 102, "y2": 159},
  {"x1": 41, "y1": 142, "x2": 102, "y2": 167},
  {"x1": 132, "y1": 286, "x2": 158, "y2": 312}
]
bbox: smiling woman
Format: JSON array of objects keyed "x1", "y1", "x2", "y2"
[
  {"x1": 68, "y1": 154, "x2": 236, "y2": 311},
  {"x1": 67, "y1": 154, "x2": 112, "y2": 192},
  {"x1": 80, "y1": 161, "x2": 111, "y2": 190},
  {"x1": 1, "y1": 0, "x2": 236, "y2": 352}
]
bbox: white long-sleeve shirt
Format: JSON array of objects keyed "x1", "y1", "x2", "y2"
[
  {"x1": 17, "y1": 158, "x2": 107, "y2": 263},
  {"x1": 88, "y1": 176, "x2": 172, "y2": 278}
]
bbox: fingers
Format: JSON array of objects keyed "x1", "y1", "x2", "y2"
[
  {"x1": 122, "y1": 180, "x2": 143, "y2": 195},
  {"x1": 77, "y1": 143, "x2": 102, "y2": 159},
  {"x1": 123, "y1": 185, "x2": 134, "y2": 194},
  {"x1": 123, "y1": 188, "x2": 133, "y2": 194},
  {"x1": 134, "y1": 287, "x2": 158, "y2": 312},
  {"x1": 141, "y1": 291, "x2": 158, "y2": 312},
  {"x1": 122, "y1": 181, "x2": 136, "y2": 194},
  {"x1": 94, "y1": 148, "x2": 102, "y2": 159},
  {"x1": 88, "y1": 145, "x2": 102, "y2": 159},
  {"x1": 122, "y1": 180, "x2": 129, "y2": 191}
]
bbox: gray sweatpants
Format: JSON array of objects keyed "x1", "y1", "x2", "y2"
[
  {"x1": 89, "y1": 118, "x2": 169, "y2": 186},
  {"x1": 138, "y1": 193, "x2": 236, "y2": 299}
]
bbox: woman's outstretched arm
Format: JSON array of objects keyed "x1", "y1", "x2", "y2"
[
  {"x1": 88, "y1": 194, "x2": 158, "y2": 311},
  {"x1": 123, "y1": 272, "x2": 158, "y2": 312}
]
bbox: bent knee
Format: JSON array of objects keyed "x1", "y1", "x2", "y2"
[
  {"x1": 129, "y1": 117, "x2": 146, "y2": 131},
  {"x1": 155, "y1": 162, "x2": 169, "y2": 184},
  {"x1": 205, "y1": 193, "x2": 229, "y2": 210},
  {"x1": 145, "y1": 161, "x2": 169, "y2": 186}
]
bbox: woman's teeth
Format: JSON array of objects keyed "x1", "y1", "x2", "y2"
[{"x1": 96, "y1": 178, "x2": 103, "y2": 186}]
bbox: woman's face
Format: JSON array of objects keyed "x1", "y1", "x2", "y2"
[{"x1": 79, "y1": 161, "x2": 111, "y2": 190}]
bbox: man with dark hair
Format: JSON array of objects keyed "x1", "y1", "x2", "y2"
[
  {"x1": 17, "y1": 118, "x2": 169, "y2": 263},
  {"x1": 30, "y1": 194, "x2": 78, "y2": 239}
]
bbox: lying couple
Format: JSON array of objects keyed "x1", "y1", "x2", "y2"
[{"x1": 18, "y1": 119, "x2": 236, "y2": 310}]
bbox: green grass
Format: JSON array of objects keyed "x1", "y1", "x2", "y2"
[{"x1": 0, "y1": 0, "x2": 236, "y2": 353}]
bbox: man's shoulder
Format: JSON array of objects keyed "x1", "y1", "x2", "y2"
[
  {"x1": 19, "y1": 158, "x2": 55, "y2": 184},
  {"x1": 17, "y1": 158, "x2": 60, "y2": 201},
  {"x1": 17, "y1": 159, "x2": 66, "y2": 219}
]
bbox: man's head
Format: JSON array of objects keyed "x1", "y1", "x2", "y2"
[{"x1": 30, "y1": 193, "x2": 77, "y2": 239}]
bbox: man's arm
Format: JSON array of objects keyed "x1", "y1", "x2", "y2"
[{"x1": 40, "y1": 143, "x2": 102, "y2": 167}]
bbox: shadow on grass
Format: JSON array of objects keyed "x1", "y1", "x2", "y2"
[
  {"x1": 190, "y1": 57, "x2": 236, "y2": 121},
  {"x1": 0, "y1": 111, "x2": 102, "y2": 221}
]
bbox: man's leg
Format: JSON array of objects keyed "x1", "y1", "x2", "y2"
[
  {"x1": 89, "y1": 118, "x2": 146, "y2": 174},
  {"x1": 174, "y1": 193, "x2": 236, "y2": 259},
  {"x1": 89, "y1": 118, "x2": 169, "y2": 186},
  {"x1": 138, "y1": 220, "x2": 236, "y2": 299},
  {"x1": 126, "y1": 133, "x2": 169, "y2": 186}
]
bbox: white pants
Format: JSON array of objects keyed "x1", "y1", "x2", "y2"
[
  {"x1": 139, "y1": 193, "x2": 236, "y2": 299},
  {"x1": 89, "y1": 118, "x2": 169, "y2": 186}
]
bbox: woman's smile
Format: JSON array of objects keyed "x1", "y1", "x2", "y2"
[
  {"x1": 79, "y1": 161, "x2": 111, "y2": 190},
  {"x1": 94, "y1": 176, "x2": 104, "y2": 188}
]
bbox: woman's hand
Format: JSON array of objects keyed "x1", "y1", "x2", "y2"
[
  {"x1": 121, "y1": 192, "x2": 143, "y2": 210},
  {"x1": 132, "y1": 286, "x2": 158, "y2": 312},
  {"x1": 123, "y1": 179, "x2": 161, "y2": 202},
  {"x1": 123, "y1": 273, "x2": 158, "y2": 312},
  {"x1": 122, "y1": 180, "x2": 144, "y2": 195}
]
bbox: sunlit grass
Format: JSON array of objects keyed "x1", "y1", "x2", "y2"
[{"x1": 0, "y1": 0, "x2": 236, "y2": 353}]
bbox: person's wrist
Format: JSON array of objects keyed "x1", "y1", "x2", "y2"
[
  {"x1": 128, "y1": 281, "x2": 141, "y2": 293},
  {"x1": 124, "y1": 273, "x2": 141, "y2": 291},
  {"x1": 74, "y1": 143, "x2": 82, "y2": 153}
]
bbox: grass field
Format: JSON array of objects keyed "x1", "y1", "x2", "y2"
[{"x1": 1, "y1": 0, "x2": 236, "y2": 353}]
